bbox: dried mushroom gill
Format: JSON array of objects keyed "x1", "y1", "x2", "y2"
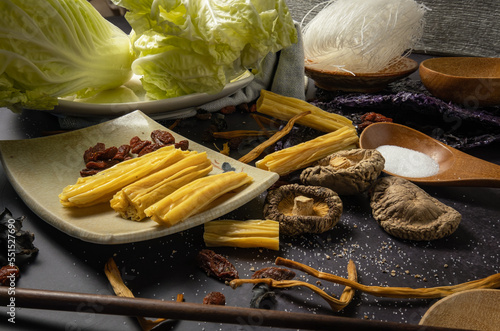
[
  {"x1": 264, "y1": 184, "x2": 342, "y2": 236},
  {"x1": 301, "y1": 149, "x2": 385, "y2": 195},
  {"x1": 370, "y1": 176, "x2": 461, "y2": 241}
]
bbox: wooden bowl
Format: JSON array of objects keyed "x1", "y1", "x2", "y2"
[
  {"x1": 419, "y1": 57, "x2": 500, "y2": 107},
  {"x1": 304, "y1": 57, "x2": 418, "y2": 93}
]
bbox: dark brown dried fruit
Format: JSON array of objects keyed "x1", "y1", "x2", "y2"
[
  {"x1": 197, "y1": 249, "x2": 239, "y2": 282},
  {"x1": 80, "y1": 130, "x2": 187, "y2": 177},
  {"x1": 113, "y1": 144, "x2": 131, "y2": 161},
  {"x1": 151, "y1": 129, "x2": 175, "y2": 146},
  {"x1": 0, "y1": 265, "x2": 20, "y2": 286},
  {"x1": 174, "y1": 140, "x2": 189, "y2": 151},
  {"x1": 137, "y1": 143, "x2": 162, "y2": 157},
  {"x1": 202, "y1": 291, "x2": 226, "y2": 305},
  {"x1": 252, "y1": 267, "x2": 295, "y2": 281},
  {"x1": 98, "y1": 146, "x2": 118, "y2": 160},
  {"x1": 83, "y1": 143, "x2": 106, "y2": 163},
  {"x1": 130, "y1": 136, "x2": 152, "y2": 154}
]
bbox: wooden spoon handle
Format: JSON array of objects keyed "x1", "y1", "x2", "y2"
[{"x1": 447, "y1": 149, "x2": 500, "y2": 187}]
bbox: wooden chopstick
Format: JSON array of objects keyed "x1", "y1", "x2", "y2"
[{"x1": 0, "y1": 287, "x2": 468, "y2": 331}]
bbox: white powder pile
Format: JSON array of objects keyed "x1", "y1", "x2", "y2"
[{"x1": 376, "y1": 145, "x2": 439, "y2": 178}]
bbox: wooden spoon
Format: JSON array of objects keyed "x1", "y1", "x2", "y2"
[{"x1": 359, "y1": 122, "x2": 500, "y2": 187}]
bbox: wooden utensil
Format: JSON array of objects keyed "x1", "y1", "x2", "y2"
[
  {"x1": 0, "y1": 287, "x2": 471, "y2": 331},
  {"x1": 420, "y1": 289, "x2": 500, "y2": 331},
  {"x1": 419, "y1": 57, "x2": 500, "y2": 107},
  {"x1": 359, "y1": 122, "x2": 500, "y2": 187}
]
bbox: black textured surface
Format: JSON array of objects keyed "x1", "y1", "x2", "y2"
[{"x1": 0, "y1": 105, "x2": 499, "y2": 331}]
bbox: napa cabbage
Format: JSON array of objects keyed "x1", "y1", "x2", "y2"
[
  {"x1": 0, "y1": 0, "x2": 135, "y2": 112},
  {"x1": 112, "y1": 0, "x2": 298, "y2": 100}
]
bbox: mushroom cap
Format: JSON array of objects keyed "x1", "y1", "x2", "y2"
[
  {"x1": 300, "y1": 149, "x2": 385, "y2": 195},
  {"x1": 369, "y1": 176, "x2": 461, "y2": 241},
  {"x1": 263, "y1": 183, "x2": 342, "y2": 236}
]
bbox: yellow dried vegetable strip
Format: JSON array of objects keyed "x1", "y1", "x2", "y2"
[
  {"x1": 230, "y1": 260, "x2": 357, "y2": 311},
  {"x1": 111, "y1": 161, "x2": 213, "y2": 221},
  {"x1": 255, "y1": 126, "x2": 359, "y2": 176},
  {"x1": 275, "y1": 257, "x2": 500, "y2": 299},
  {"x1": 257, "y1": 90, "x2": 354, "y2": 132},
  {"x1": 110, "y1": 152, "x2": 211, "y2": 220},
  {"x1": 238, "y1": 111, "x2": 311, "y2": 164},
  {"x1": 145, "y1": 171, "x2": 253, "y2": 227},
  {"x1": 204, "y1": 235, "x2": 279, "y2": 250},
  {"x1": 59, "y1": 146, "x2": 186, "y2": 207},
  {"x1": 203, "y1": 220, "x2": 279, "y2": 250},
  {"x1": 104, "y1": 258, "x2": 183, "y2": 331},
  {"x1": 117, "y1": 152, "x2": 209, "y2": 203}
]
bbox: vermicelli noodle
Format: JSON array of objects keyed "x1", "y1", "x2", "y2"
[{"x1": 302, "y1": 0, "x2": 427, "y2": 73}]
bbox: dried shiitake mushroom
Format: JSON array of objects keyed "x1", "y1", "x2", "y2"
[
  {"x1": 263, "y1": 184, "x2": 342, "y2": 236},
  {"x1": 369, "y1": 176, "x2": 461, "y2": 241},
  {"x1": 300, "y1": 149, "x2": 385, "y2": 195}
]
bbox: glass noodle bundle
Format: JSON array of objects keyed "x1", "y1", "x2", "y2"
[{"x1": 302, "y1": 0, "x2": 427, "y2": 73}]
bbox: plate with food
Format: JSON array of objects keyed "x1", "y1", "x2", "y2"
[
  {"x1": 0, "y1": 110, "x2": 279, "y2": 244},
  {"x1": 51, "y1": 71, "x2": 254, "y2": 119}
]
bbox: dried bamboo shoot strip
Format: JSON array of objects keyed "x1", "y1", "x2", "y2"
[
  {"x1": 257, "y1": 90, "x2": 354, "y2": 132},
  {"x1": 59, "y1": 146, "x2": 186, "y2": 207},
  {"x1": 255, "y1": 126, "x2": 359, "y2": 176},
  {"x1": 110, "y1": 152, "x2": 212, "y2": 221},
  {"x1": 203, "y1": 220, "x2": 279, "y2": 250},
  {"x1": 145, "y1": 171, "x2": 253, "y2": 227}
]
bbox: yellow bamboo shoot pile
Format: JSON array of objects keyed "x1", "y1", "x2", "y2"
[
  {"x1": 204, "y1": 220, "x2": 279, "y2": 250},
  {"x1": 145, "y1": 171, "x2": 253, "y2": 227},
  {"x1": 256, "y1": 90, "x2": 354, "y2": 132},
  {"x1": 59, "y1": 146, "x2": 188, "y2": 207},
  {"x1": 255, "y1": 126, "x2": 359, "y2": 176},
  {"x1": 110, "y1": 151, "x2": 213, "y2": 221}
]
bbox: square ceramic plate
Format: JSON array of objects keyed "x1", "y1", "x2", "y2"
[{"x1": 0, "y1": 111, "x2": 279, "y2": 244}]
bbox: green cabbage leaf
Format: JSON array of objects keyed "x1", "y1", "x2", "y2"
[
  {"x1": 112, "y1": 0, "x2": 298, "y2": 100},
  {"x1": 0, "y1": 0, "x2": 135, "y2": 112}
]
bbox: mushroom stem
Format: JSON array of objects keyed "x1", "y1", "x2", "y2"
[
  {"x1": 291, "y1": 196, "x2": 315, "y2": 216},
  {"x1": 329, "y1": 156, "x2": 352, "y2": 169}
]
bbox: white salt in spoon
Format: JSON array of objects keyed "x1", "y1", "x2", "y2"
[{"x1": 359, "y1": 122, "x2": 500, "y2": 187}]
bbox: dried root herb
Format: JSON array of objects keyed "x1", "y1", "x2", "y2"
[
  {"x1": 275, "y1": 257, "x2": 500, "y2": 299},
  {"x1": 231, "y1": 259, "x2": 357, "y2": 311},
  {"x1": 104, "y1": 258, "x2": 183, "y2": 331},
  {"x1": 238, "y1": 111, "x2": 311, "y2": 164}
]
